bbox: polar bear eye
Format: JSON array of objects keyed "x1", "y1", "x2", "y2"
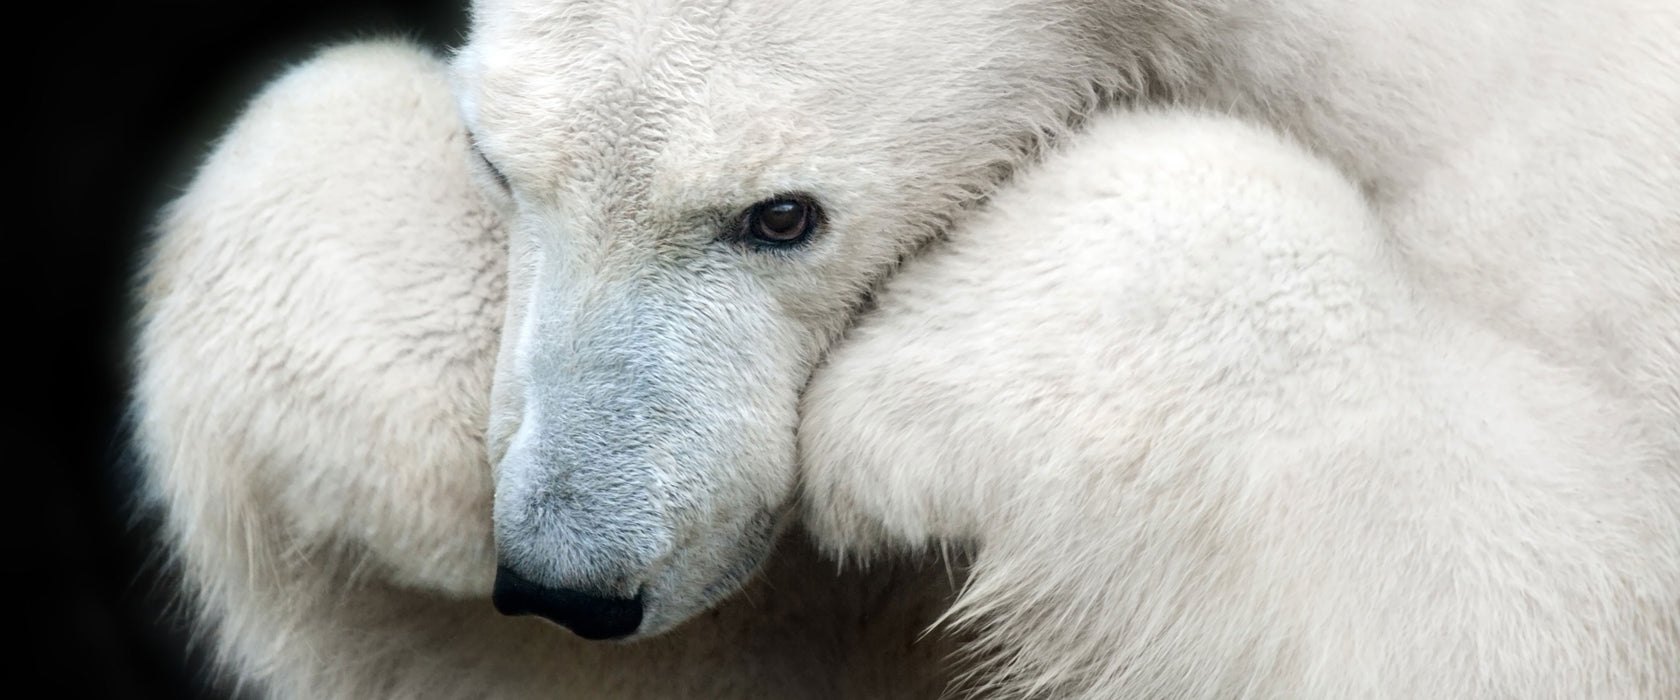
[{"x1": 743, "y1": 196, "x2": 820, "y2": 247}]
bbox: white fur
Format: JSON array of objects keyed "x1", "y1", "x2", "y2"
[
  {"x1": 131, "y1": 42, "x2": 962, "y2": 698},
  {"x1": 132, "y1": 0, "x2": 1680, "y2": 696},
  {"x1": 452, "y1": 0, "x2": 1680, "y2": 646},
  {"x1": 803, "y1": 111, "x2": 1680, "y2": 698}
]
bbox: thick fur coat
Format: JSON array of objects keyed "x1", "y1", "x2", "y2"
[
  {"x1": 132, "y1": 0, "x2": 1680, "y2": 696},
  {"x1": 133, "y1": 43, "x2": 962, "y2": 698},
  {"x1": 804, "y1": 113, "x2": 1680, "y2": 698},
  {"x1": 449, "y1": 0, "x2": 1679, "y2": 657}
]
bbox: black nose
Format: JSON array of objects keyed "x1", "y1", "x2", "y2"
[{"x1": 492, "y1": 565, "x2": 644, "y2": 640}]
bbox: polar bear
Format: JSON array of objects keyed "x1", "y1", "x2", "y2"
[
  {"x1": 457, "y1": 0, "x2": 1680, "y2": 648},
  {"x1": 132, "y1": 42, "x2": 965, "y2": 698},
  {"x1": 133, "y1": 1, "x2": 1680, "y2": 698}
]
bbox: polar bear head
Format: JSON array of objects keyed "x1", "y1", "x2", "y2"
[{"x1": 454, "y1": 0, "x2": 1152, "y2": 639}]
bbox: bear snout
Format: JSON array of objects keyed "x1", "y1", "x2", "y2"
[{"x1": 492, "y1": 564, "x2": 645, "y2": 640}]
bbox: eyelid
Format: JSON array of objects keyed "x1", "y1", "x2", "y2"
[{"x1": 466, "y1": 131, "x2": 511, "y2": 192}]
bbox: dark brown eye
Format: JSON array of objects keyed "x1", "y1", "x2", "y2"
[{"x1": 745, "y1": 196, "x2": 819, "y2": 246}]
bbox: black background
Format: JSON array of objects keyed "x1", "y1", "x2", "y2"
[{"x1": 24, "y1": 4, "x2": 468, "y2": 697}]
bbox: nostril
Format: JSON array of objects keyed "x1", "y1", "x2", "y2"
[{"x1": 492, "y1": 565, "x2": 644, "y2": 640}]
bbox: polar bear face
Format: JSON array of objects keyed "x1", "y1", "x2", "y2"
[{"x1": 453, "y1": 0, "x2": 1128, "y2": 639}]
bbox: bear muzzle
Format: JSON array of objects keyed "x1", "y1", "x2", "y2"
[{"x1": 492, "y1": 564, "x2": 645, "y2": 640}]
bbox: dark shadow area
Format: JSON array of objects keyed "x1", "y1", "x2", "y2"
[{"x1": 22, "y1": 3, "x2": 467, "y2": 697}]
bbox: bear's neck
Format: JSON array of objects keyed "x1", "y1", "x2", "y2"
[{"x1": 1080, "y1": 0, "x2": 1560, "y2": 195}]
